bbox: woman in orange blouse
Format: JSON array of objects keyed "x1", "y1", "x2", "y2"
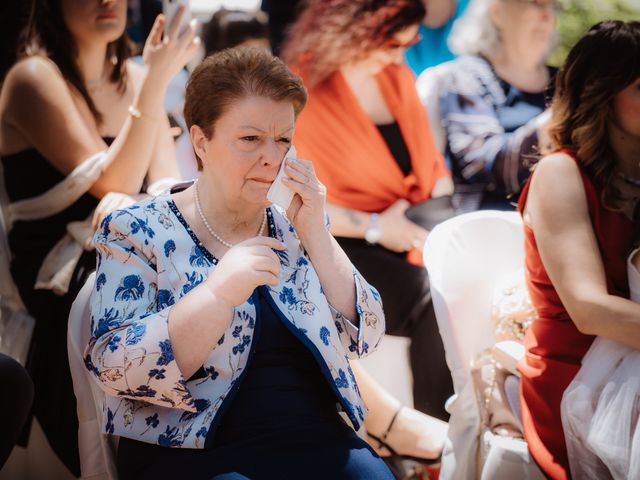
[
  {"x1": 518, "y1": 21, "x2": 640, "y2": 479},
  {"x1": 282, "y1": 0, "x2": 453, "y2": 464}
]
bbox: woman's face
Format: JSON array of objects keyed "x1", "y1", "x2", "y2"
[
  {"x1": 360, "y1": 24, "x2": 421, "y2": 75},
  {"x1": 195, "y1": 96, "x2": 295, "y2": 208},
  {"x1": 613, "y1": 77, "x2": 640, "y2": 139},
  {"x1": 61, "y1": 0, "x2": 127, "y2": 46},
  {"x1": 492, "y1": 0, "x2": 556, "y2": 62}
]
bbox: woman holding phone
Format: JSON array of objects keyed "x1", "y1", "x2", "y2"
[{"x1": 0, "y1": 0, "x2": 197, "y2": 474}]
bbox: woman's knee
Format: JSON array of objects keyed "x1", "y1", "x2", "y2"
[{"x1": 0, "y1": 353, "x2": 34, "y2": 414}]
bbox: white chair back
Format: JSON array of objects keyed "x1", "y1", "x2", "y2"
[
  {"x1": 67, "y1": 272, "x2": 118, "y2": 480},
  {"x1": 424, "y1": 210, "x2": 543, "y2": 480}
]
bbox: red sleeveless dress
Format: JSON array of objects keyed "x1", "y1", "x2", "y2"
[{"x1": 517, "y1": 154, "x2": 633, "y2": 479}]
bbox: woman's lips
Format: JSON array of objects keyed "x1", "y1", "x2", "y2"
[{"x1": 97, "y1": 11, "x2": 118, "y2": 20}]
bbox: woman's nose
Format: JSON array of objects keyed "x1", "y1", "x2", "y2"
[{"x1": 261, "y1": 139, "x2": 283, "y2": 166}]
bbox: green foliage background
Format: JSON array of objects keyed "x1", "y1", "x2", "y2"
[{"x1": 550, "y1": 0, "x2": 640, "y2": 66}]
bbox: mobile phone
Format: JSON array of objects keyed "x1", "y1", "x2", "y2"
[
  {"x1": 162, "y1": 0, "x2": 191, "y2": 35},
  {"x1": 267, "y1": 146, "x2": 297, "y2": 210}
]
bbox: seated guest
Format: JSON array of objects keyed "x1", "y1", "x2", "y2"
[
  {"x1": 85, "y1": 47, "x2": 393, "y2": 480},
  {"x1": 435, "y1": 0, "x2": 557, "y2": 212},
  {"x1": 0, "y1": 353, "x2": 33, "y2": 469},
  {"x1": 405, "y1": 0, "x2": 471, "y2": 74},
  {"x1": 202, "y1": 8, "x2": 270, "y2": 55},
  {"x1": 282, "y1": 0, "x2": 451, "y2": 463},
  {"x1": 518, "y1": 20, "x2": 640, "y2": 480},
  {"x1": 0, "y1": 0, "x2": 196, "y2": 474}
]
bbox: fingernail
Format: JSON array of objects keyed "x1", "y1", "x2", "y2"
[{"x1": 190, "y1": 19, "x2": 197, "y2": 28}]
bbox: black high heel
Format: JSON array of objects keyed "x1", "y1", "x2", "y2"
[{"x1": 367, "y1": 406, "x2": 442, "y2": 466}]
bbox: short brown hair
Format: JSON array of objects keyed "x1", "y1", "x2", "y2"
[{"x1": 184, "y1": 47, "x2": 308, "y2": 170}]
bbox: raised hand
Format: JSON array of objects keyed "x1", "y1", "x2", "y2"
[
  {"x1": 142, "y1": 8, "x2": 200, "y2": 88},
  {"x1": 282, "y1": 157, "x2": 328, "y2": 240},
  {"x1": 204, "y1": 236, "x2": 285, "y2": 308}
]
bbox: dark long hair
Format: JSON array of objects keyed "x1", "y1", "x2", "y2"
[
  {"x1": 281, "y1": 0, "x2": 425, "y2": 87},
  {"x1": 0, "y1": 2, "x2": 31, "y2": 83},
  {"x1": 21, "y1": 0, "x2": 132, "y2": 124},
  {"x1": 548, "y1": 20, "x2": 640, "y2": 210}
]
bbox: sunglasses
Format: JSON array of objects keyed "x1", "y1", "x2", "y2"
[{"x1": 384, "y1": 32, "x2": 422, "y2": 50}]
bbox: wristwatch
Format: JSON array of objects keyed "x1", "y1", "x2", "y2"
[{"x1": 365, "y1": 213, "x2": 381, "y2": 245}]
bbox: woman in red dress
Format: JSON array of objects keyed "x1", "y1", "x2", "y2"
[{"x1": 517, "y1": 20, "x2": 640, "y2": 479}]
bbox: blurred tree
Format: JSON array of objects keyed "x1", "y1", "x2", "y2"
[{"x1": 550, "y1": 0, "x2": 640, "y2": 66}]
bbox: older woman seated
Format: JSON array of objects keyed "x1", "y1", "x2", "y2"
[
  {"x1": 84, "y1": 48, "x2": 393, "y2": 480},
  {"x1": 436, "y1": 0, "x2": 558, "y2": 212}
]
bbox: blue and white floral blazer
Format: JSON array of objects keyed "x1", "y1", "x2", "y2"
[{"x1": 84, "y1": 194, "x2": 385, "y2": 448}]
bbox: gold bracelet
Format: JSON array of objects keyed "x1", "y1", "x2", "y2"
[{"x1": 128, "y1": 105, "x2": 158, "y2": 122}]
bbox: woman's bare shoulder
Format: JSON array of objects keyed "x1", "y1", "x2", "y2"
[
  {"x1": 1, "y1": 56, "x2": 76, "y2": 151},
  {"x1": 529, "y1": 151, "x2": 588, "y2": 221},
  {"x1": 4, "y1": 55, "x2": 64, "y2": 91},
  {"x1": 2, "y1": 55, "x2": 72, "y2": 116},
  {"x1": 531, "y1": 152, "x2": 583, "y2": 196}
]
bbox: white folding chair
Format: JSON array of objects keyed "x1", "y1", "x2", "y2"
[
  {"x1": 424, "y1": 210, "x2": 544, "y2": 480},
  {"x1": 67, "y1": 272, "x2": 118, "y2": 480}
]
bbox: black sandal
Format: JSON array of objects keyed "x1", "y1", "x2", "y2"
[{"x1": 367, "y1": 406, "x2": 442, "y2": 465}]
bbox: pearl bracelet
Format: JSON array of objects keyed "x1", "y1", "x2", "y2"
[{"x1": 128, "y1": 105, "x2": 157, "y2": 122}]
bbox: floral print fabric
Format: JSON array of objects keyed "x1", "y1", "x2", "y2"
[
  {"x1": 439, "y1": 55, "x2": 549, "y2": 211},
  {"x1": 84, "y1": 195, "x2": 385, "y2": 448}
]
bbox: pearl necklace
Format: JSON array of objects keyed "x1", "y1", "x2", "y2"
[{"x1": 193, "y1": 182, "x2": 267, "y2": 249}]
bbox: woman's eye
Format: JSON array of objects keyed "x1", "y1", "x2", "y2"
[
  {"x1": 278, "y1": 137, "x2": 292, "y2": 144},
  {"x1": 241, "y1": 136, "x2": 259, "y2": 142}
]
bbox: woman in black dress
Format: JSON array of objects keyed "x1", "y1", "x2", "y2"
[{"x1": 0, "y1": 0, "x2": 197, "y2": 474}]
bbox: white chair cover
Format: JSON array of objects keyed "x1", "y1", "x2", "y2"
[
  {"x1": 68, "y1": 272, "x2": 118, "y2": 480},
  {"x1": 561, "y1": 249, "x2": 640, "y2": 480},
  {"x1": 424, "y1": 210, "x2": 543, "y2": 480}
]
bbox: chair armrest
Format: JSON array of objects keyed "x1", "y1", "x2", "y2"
[{"x1": 492, "y1": 341, "x2": 524, "y2": 377}]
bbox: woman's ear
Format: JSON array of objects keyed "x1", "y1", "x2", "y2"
[
  {"x1": 488, "y1": 0, "x2": 504, "y2": 31},
  {"x1": 190, "y1": 124, "x2": 208, "y2": 161}
]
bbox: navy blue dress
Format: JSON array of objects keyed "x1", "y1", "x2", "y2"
[{"x1": 117, "y1": 288, "x2": 393, "y2": 480}]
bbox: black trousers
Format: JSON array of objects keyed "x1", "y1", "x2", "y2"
[
  {"x1": 0, "y1": 353, "x2": 33, "y2": 468},
  {"x1": 336, "y1": 237, "x2": 453, "y2": 421}
]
